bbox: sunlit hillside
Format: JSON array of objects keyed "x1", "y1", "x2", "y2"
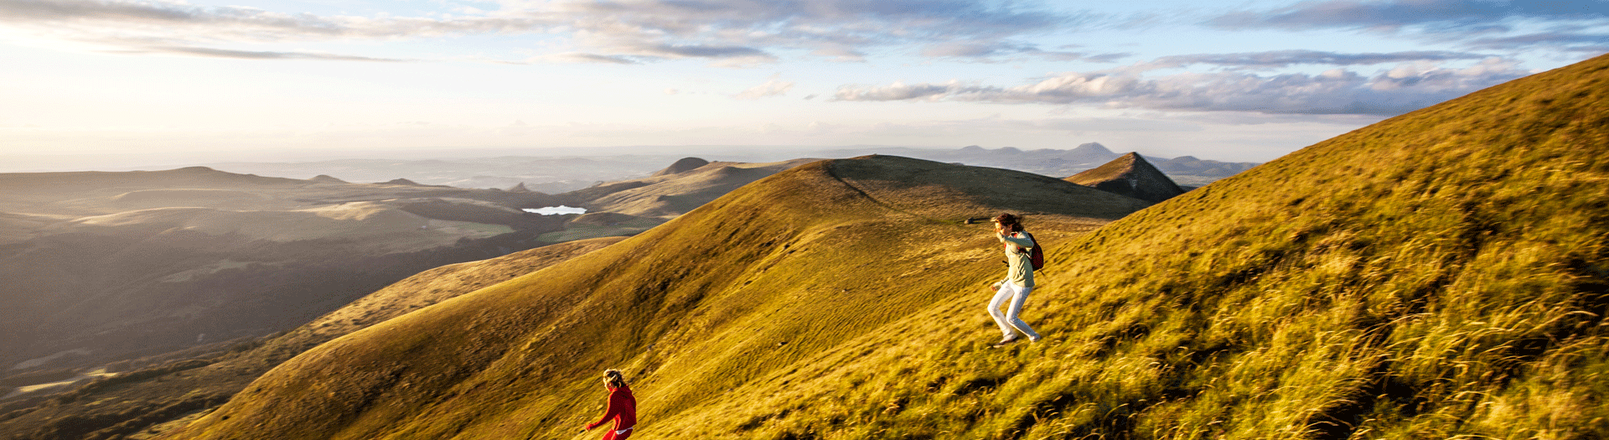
[
  {"x1": 170, "y1": 53, "x2": 1605, "y2": 440},
  {"x1": 0, "y1": 237, "x2": 623, "y2": 440},
  {"x1": 162, "y1": 154, "x2": 1148, "y2": 440}
]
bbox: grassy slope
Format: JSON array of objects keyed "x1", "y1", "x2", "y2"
[
  {"x1": 656, "y1": 54, "x2": 1609, "y2": 438},
  {"x1": 1064, "y1": 153, "x2": 1139, "y2": 185},
  {"x1": 0, "y1": 238, "x2": 621, "y2": 440},
  {"x1": 169, "y1": 53, "x2": 1606, "y2": 440},
  {"x1": 162, "y1": 156, "x2": 1147, "y2": 440}
]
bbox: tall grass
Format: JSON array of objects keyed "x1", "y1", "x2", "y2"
[{"x1": 634, "y1": 54, "x2": 1609, "y2": 439}]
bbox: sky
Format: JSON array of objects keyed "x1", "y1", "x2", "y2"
[{"x1": 2, "y1": 0, "x2": 1607, "y2": 170}]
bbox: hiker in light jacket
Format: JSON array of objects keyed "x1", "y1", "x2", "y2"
[{"x1": 989, "y1": 213, "x2": 1041, "y2": 347}]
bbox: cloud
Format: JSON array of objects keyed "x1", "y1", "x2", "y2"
[
  {"x1": 734, "y1": 78, "x2": 795, "y2": 100},
  {"x1": 833, "y1": 80, "x2": 961, "y2": 102},
  {"x1": 139, "y1": 45, "x2": 405, "y2": 61},
  {"x1": 0, "y1": 0, "x2": 1082, "y2": 64},
  {"x1": 620, "y1": 43, "x2": 779, "y2": 66},
  {"x1": 545, "y1": 52, "x2": 641, "y2": 64},
  {"x1": 0, "y1": 0, "x2": 537, "y2": 38},
  {"x1": 551, "y1": 0, "x2": 1082, "y2": 65},
  {"x1": 833, "y1": 56, "x2": 1530, "y2": 116},
  {"x1": 1209, "y1": 0, "x2": 1609, "y2": 32},
  {"x1": 1463, "y1": 31, "x2": 1609, "y2": 51},
  {"x1": 1145, "y1": 49, "x2": 1491, "y2": 70},
  {"x1": 0, "y1": 0, "x2": 558, "y2": 62},
  {"x1": 920, "y1": 40, "x2": 1090, "y2": 61},
  {"x1": 1206, "y1": 0, "x2": 1609, "y2": 53}
]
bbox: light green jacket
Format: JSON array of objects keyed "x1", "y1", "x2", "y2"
[{"x1": 998, "y1": 231, "x2": 1035, "y2": 288}]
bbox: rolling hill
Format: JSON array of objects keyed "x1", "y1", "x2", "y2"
[
  {"x1": 163, "y1": 52, "x2": 1608, "y2": 440},
  {"x1": 561, "y1": 158, "x2": 819, "y2": 218},
  {"x1": 1065, "y1": 152, "x2": 1187, "y2": 204},
  {"x1": 0, "y1": 237, "x2": 624, "y2": 440},
  {"x1": 0, "y1": 167, "x2": 566, "y2": 384},
  {"x1": 825, "y1": 143, "x2": 1260, "y2": 187}
]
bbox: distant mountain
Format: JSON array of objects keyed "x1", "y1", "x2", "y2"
[
  {"x1": 195, "y1": 146, "x2": 1256, "y2": 195},
  {"x1": 308, "y1": 175, "x2": 345, "y2": 184},
  {"x1": 823, "y1": 142, "x2": 1258, "y2": 185},
  {"x1": 1065, "y1": 152, "x2": 1186, "y2": 204},
  {"x1": 560, "y1": 158, "x2": 819, "y2": 218},
  {"x1": 203, "y1": 155, "x2": 681, "y2": 193},
  {"x1": 0, "y1": 168, "x2": 566, "y2": 380},
  {"x1": 652, "y1": 157, "x2": 712, "y2": 176}
]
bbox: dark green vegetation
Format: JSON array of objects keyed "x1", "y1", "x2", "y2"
[
  {"x1": 0, "y1": 238, "x2": 622, "y2": 440},
  {"x1": 166, "y1": 53, "x2": 1607, "y2": 439}
]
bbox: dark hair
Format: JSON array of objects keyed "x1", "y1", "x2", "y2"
[
  {"x1": 603, "y1": 369, "x2": 628, "y2": 388},
  {"x1": 992, "y1": 213, "x2": 1023, "y2": 232}
]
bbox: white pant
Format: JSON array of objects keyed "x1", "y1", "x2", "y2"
[{"x1": 989, "y1": 281, "x2": 1040, "y2": 340}]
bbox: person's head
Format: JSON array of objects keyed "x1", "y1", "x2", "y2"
[
  {"x1": 992, "y1": 213, "x2": 1023, "y2": 232},
  {"x1": 602, "y1": 369, "x2": 628, "y2": 389}
]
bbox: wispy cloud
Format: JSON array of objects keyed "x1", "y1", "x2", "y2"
[
  {"x1": 735, "y1": 77, "x2": 795, "y2": 100},
  {"x1": 544, "y1": 52, "x2": 641, "y2": 65},
  {"x1": 1463, "y1": 30, "x2": 1609, "y2": 52},
  {"x1": 1207, "y1": 0, "x2": 1609, "y2": 52},
  {"x1": 137, "y1": 45, "x2": 405, "y2": 61},
  {"x1": 0, "y1": 0, "x2": 1083, "y2": 64},
  {"x1": 919, "y1": 40, "x2": 1099, "y2": 62},
  {"x1": 833, "y1": 55, "x2": 1529, "y2": 116},
  {"x1": 1144, "y1": 49, "x2": 1491, "y2": 70},
  {"x1": 1209, "y1": 0, "x2": 1609, "y2": 31}
]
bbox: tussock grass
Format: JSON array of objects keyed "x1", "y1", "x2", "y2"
[{"x1": 170, "y1": 54, "x2": 1607, "y2": 440}]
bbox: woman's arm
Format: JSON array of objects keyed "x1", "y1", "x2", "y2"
[
  {"x1": 586, "y1": 392, "x2": 623, "y2": 430},
  {"x1": 998, "y1": 231, "x2": 1034, "y2": 249}
]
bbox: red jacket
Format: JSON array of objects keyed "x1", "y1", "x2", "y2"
[{"x1": 586, "y1": 384, "x2": 637, "y2": 431}]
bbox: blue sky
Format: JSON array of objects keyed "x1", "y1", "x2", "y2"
[{"x1": 2, "y1": 0, "x2": 1606, "y2": 169}]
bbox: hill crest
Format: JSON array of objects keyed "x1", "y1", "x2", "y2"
[
  {"x1": 651, "y1": 157, "x2": 711, "y2": 176},
  {"x1": 1065, "y1": 152, "x2": 1186, "y2": 204}
]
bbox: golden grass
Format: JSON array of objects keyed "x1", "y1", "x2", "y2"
[{"x1": 168, "y1": 54, "x2": 1608, "y2": 440}]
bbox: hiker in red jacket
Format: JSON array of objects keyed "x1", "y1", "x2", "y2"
[{"x1": 581, "y1": 369, "x2": 636, "y2": 439}]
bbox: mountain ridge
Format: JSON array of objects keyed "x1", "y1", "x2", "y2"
[
  {"x1": 1065, "y1": 152, "x2": 1187, "y2": 204},
  {"x1": 0, "y1": 166, "x2": 566, "y2": 379}
]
